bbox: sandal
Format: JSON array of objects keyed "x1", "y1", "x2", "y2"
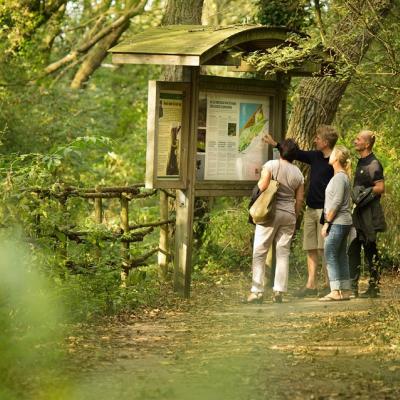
[
  {"x1": 319, "y1": 290, "x2": 350, "y2": 302},
  {"x1": 246, "y1": 292, "x2": 264, "y2": 304},
  {"x1": 272, "y1": 291, "x2": 283, "y2": 303}
]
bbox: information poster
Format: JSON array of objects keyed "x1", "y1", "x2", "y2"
[
  {"x1": 157, "y1": 91, "x2": 183, "y2": 177},
  {"x1": 199, "y1": 92, "x2": 269, "y2": 181}
]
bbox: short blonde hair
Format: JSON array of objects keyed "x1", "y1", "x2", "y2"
[{"x1": 316, "y1": 125, "x2": 339, "y2": 149}]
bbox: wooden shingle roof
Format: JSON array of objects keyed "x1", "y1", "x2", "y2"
[{"x1": 109, "y1": 25, "x2": 300, "y2": 66}]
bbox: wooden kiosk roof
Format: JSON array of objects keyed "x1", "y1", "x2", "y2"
[{"x1": 109, "y1": 24, "x2": 304, "y2": 67}]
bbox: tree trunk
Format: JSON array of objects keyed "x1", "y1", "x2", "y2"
[
  {"x1": 162, "y1": 0, "x2": 204, "y2": 25},
  {"x1": 287, "y1": 78, "x2": 348, "y2": 148},
  {"x1": 287, "y1": 0, "x2": 394, "y2": 145}
]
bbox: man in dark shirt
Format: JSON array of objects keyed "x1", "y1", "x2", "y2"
[
  {"x1": 264, "y1": 125, "x2": 338, "y2": 297},
  {"x1": 349, "y1": 130, "x2": 386, "y2": 298}
]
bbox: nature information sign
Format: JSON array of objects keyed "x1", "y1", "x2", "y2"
[
  {"x1": 196, "y1": 92, "x2": 269, "y2": 181},
  {"x1": 157, "y1": 91, "x2": 183, "y2": 177}
]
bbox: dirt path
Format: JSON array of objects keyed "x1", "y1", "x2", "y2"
[{"x1": 61, "y1": 273, "x2": 400, "y2": 400}]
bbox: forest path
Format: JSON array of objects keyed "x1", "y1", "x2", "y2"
[{"x1": 63, "y1": 273, "x2": 400, "y2": 400}]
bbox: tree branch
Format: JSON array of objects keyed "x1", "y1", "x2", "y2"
[
  {"x1": 314, "y1": 0, "x2": 327, "y2": 44},
  {"x1": 70, "y1": 21, "x2": 129, "y2": 88},
  {"x1": 44, "y1": 0, "x2": 147, "y2": 76},
  {"x1": 50, "y1": 54, "x2": 88, "y2": 88}
]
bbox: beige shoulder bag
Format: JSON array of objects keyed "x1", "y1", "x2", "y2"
[{"x1": 249, "y1": 161, "x2": 280, "y2": 225}]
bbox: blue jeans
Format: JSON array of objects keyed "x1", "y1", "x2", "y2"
[{"x1": 324, "y1": 224, "x2": 352, "y2": 291}]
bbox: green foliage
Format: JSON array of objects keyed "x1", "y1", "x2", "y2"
[
  {"x1": 244, "y1": 34, "x2": 331, "y2": 75},
  {"x1": 256, "y1": 0, "x2": 314, "y2": 30},
  {"x1": 0, "y1": 0, "x2": 40, "y2": 52},
  {"x1": 195, "y1": 198, "x2": 254, "y2": 271},
  {"x1": 0, "y1": 124, "x2": 164, "y2": 320},
  {"x1": 202, "y1": 0, "x2": 260, "y2": 25},
  {"x1": 0, "y1": 232, "x2": 65, "y2": 399},
  {"x1": 0, "y1": 0, "x2": 166, "y2": 324},
  {"x1": 0, "y1": 63, "x2": 159, "y2": 181},
  {"x1": 51, "y1": 264, "x2": 163, "y2": 319}
]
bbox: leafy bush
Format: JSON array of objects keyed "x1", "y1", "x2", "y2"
[
  {"x1": 195, "y1": 198, "x2": 255, "y2": 272},
  {"x1": 0, "y1": 132, "x2": 165, "y2": 320}
]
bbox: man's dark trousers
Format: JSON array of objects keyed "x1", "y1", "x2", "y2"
[{"x1": 348, "y1": 235, "x2": 380, "y2": 289}]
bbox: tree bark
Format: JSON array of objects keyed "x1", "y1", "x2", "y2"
[
  {"x1": 162, "y1": 0, "x2": 204, "y2": 25},
  {"x1": 287, "y1": 78, "x2": 348, "y2": 148},
  {"x1": 287, "y1": 0, "x2": 394, "y2": 145}
]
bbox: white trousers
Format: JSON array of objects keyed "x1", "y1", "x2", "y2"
[{"x1": 251, "y1": 209, "x2": 296, "y2": 294}]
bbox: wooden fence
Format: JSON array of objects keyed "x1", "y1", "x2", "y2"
[{"x1": 25, "y1": 184, "x2": 176, "y2": 279}]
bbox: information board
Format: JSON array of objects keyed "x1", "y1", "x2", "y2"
[
  {"x1": 157, "y1": 92, "x2": 183, "y2": 177},
  {"x1": 196, "y1": 92, "x2": 269, "y2": 181}
]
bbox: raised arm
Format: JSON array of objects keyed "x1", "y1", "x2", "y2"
[
  {"x1": 263, "y1": 133, "x2": 278, "y2": 147},
  {"x1": 263, "y1": 133, "x2": 314, "y2": 164}
]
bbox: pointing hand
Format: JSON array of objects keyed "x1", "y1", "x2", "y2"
[{"x1": 262, "y1": 133, "x2": 277, "y2": 147}]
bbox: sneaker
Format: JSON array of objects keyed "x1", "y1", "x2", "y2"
[
  {"x1": 294, "y1": 287, "x2": 318, "y2": 298},
  {"x1": 272, "y1": 291, "x2": 283, "y2": 303},
  {"x1": 246, "y1": 292, "x2": 263, "y2": 304},
  {"x1": 359, "y1": 286, "x2": 380, "y2": 298}
]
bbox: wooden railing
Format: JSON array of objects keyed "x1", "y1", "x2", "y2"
[{"x1": 24, "y1": 184, "x2": 176, "y2": 278}]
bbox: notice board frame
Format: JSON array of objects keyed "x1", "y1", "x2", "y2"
[
  {"x1": 194, "y1": 75, "x2": 285, "y2": 197},
  {"x1": 146, "y1": 80, "x2": 191, "y2": 189}
]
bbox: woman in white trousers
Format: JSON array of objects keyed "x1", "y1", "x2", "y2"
[{"x1": 248, "y1": 139, "x2": 304, "y2": 303}]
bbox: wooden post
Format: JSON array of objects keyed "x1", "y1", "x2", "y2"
[
  {"x1": 94, "y1": 197, "x2": 103, "y2": 224},
  {"x1": 173, "y1": 66, "x2": 199, "y2": 298},
  {"x1": 35, "y1": 213, "x2": 41, "y2": 238},
  {"x1": 158, "y1": 190, "x2": 169, "y2": 279},
  {"x1": 120, "y1": 195, "x2": 130, "y2": 284},
  {"x1": 94, "y1": 196, "x2": 103, "y2": 259},
  {"x1": 58, "y1": 195, "x2": 68, "y2": 269}
]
